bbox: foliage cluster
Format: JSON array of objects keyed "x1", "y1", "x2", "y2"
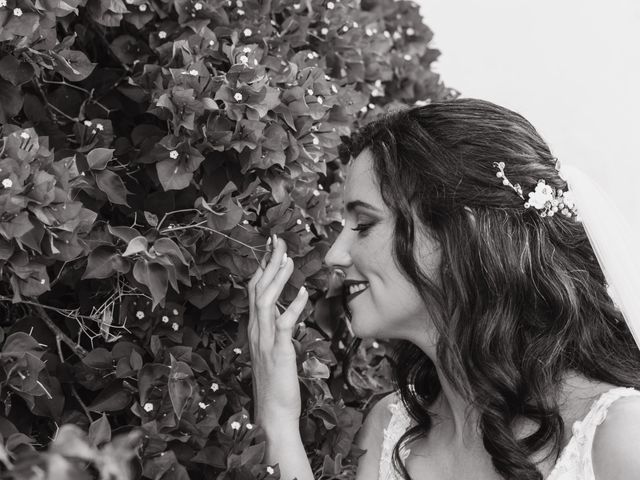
[{"x1": 0, "y1": 0, "x2": 454, "y2": 477}]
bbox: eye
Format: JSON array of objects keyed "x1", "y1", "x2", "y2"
[{"x1": 351, "y1": 222, "x2": 374, "y2": 234}]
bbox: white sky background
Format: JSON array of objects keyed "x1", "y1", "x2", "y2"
[{"x1": 417, "y1": 0, "x2": 640, "y2": 237}]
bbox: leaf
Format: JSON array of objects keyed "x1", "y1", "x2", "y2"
[
  {"x1": 9, "y1": 262, "x2": 50, "y2": 298},
  {"x1": 82, "y1": 348, "x2": 113, "y2": 369},
  {"x1": 83, "y1": 246, "x2": 128, "y2": 279},
  {"x1": 144, "y1": 211, "x2": 158, "y2": 227},
  {"x1": 95, "y1": 430, "x2": 143, "y2": 480},
  {"x1": 86, "y1": 148, "x2": 114, "y2": 170},
  {"x1": 88, "y1": 381, "x2": 132, "y2": 412},
  {"x1": 142, "y1": 449, "x2": 179, "y2": 480},
  {"x1": 122, "y1": 236, "x2": 148, "y2": 257},
  {"x1": 95, "y1": 170, "x2": 129, "y2": 206},
  {"x1": 0, "y1": 55, "x2": 34, "y2": 85},
  {"x1": 239, "y1": 442, "x2": 265, "y2": 466},
  {"x1": 205, "y1": 196, "x2": 244, "y2": 233},
  {"x1": 44, "y1": 453, "x2": 88, "y2": 480},
  {"x1": 50, "y1": 50, "x2": 97, "y2": 82},
  {"x1": 0, "y1": 212, "x2": 34, "y2": 240},
  {"x1": 151, "y1": 238, "x2": 188, "y2": 265},
  {"x1": 2, "y1": 332, "x2": 41, "y2": 355},
  {"x1": 191, "y1": 446, "x2": 226, "y2": 468},
  {"x1": 129, "y1": 350, "x2": 143, "y2": 370},
  {"x1": 5, "y1": 432, "x2": 33, "y2": 453},
  {"x1": 132, "y1": 259, "x2": 168, "y2": 309},
  {"x1": 184, "y1": 284, "x2": 219, "y2": 309},
  {"x1": 155, "y1": 147, "x2": 205, "y2": 191},
  {"x1": 302, "y1": 357, "x2": 330, "y2": 379},
  {"x1": 107, "y1": 225, "x2": 140, "y2": 244},
  {"x1": 137, "y1": 363, "x2": 170, "y2": 404},
  {"x1": 88, "y1": 414, "x2": 111, "y2": 447},
  {"x1": 167, "y1": 356, "x2": 194, "y2": 420},
  {"x1": 0, "y1": 79, "x2": 23, "y2": 123},
  {"x1": 50, "y1": 425, "x2": 96, "y2": 461},
  {"x1": 110, "y1": 35, "x2": 141, "y2": 65}
]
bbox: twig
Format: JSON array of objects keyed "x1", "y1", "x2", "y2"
[
  {"x1": 39, "y1": 78, "x2": 91, "y2": 95},
  {"x1": 161, "y1": 222, "x2": 268, "y2": 261},
  {"x1": 71, "y1": 385, "x2": 93, "y2": 422},
  {"x1": 32, "y1": 77, "x2": 77, "y2": 122},
  {"x1": 157, "y1": 209, "x2": 201, "y2": 230},
  {"x1": 0, "y1": 296, "x2": 99, "y2": 323},
  {"x1": 160, "y1": 220, "x2": 207, "y2": 234},
  {"x1": 32, "y1": 304, "x2": 88, "y2": 358},
  {"x1": 36, "y1": 380, "x2": 53, "y2": 399},
  {"x1": 54, "y1": 335, "x2": 65, "y2": 363}
]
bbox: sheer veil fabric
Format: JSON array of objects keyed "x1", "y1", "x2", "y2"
[{"x1": 560, "y1": 165, "x2": 640, "y2": 350}]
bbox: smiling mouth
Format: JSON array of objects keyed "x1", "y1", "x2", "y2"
[{"x1": 343, "y1": 280, "x2": 370, "y2": 303}]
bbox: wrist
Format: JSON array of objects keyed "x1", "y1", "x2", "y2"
[
  {"x1": 260, "y1": 417, "x2": 300, "y2": 437},
  {"x1": 262, "y1": 427, "x2": 313, "y2": 480}
]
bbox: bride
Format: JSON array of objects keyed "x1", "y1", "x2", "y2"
[{"x1": 246, "y1": 99, "x2": 640, "y2": 480}]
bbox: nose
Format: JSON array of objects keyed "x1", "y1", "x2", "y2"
[{"x1": 324, "y1": 225, "x2": 352, "y2": 272}]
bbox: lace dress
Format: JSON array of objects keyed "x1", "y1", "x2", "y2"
[{"x1": 378, "y1": 386, "x2": 640, "y2": 480}]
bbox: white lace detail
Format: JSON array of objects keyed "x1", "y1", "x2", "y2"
[
  {"x1": 546, "y1": 386, "x2": 640, "y2": 480},
  {"x1": 378, "y1": 395, "x2": 412, "y2": 480},
  {"x1": 378, "y1": 387, "x2": 640, "y2": 480}
]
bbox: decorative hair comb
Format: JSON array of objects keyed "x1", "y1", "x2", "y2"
[{"x1": 493, "y1": 161, "x2": 578, "y2": 218}]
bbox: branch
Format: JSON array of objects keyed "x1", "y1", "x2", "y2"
[
  {"x1": 32, "y1": 77, "x2": 77, "y2": 123},
  {"x1": 32, "y1": 304, "x2": 88, "y2": 359},
  {"x1": 71, "y1": 385, "x2": 93, "y2": 422}
]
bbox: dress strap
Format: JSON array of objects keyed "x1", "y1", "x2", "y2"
[
  {"x1": 378, "y1": 396, "x2": 412, "y2": 480},
  {"x1": 568, "y1": 386, "x2": 640, "y2": 479}
]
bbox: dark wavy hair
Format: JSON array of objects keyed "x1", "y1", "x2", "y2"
[{"x1": 340, "y1": 98, "x2": 640, "y2": 480}]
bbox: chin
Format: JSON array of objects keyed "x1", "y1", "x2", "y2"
[{"x1": 350, "y1": 315, "x2": 380, "y2": 339}]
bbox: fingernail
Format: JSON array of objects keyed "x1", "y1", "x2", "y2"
[
  {"x1": 266, "y1": 236, "x2": 272, "y2": 246},
  {"x1": 280, "y1": 253, "x2": 288, "y2": 268},
  {"x1": 300, "y1": 286, "x2": 306, "y2": 295},
  {"x1": 272, "y1": 234, "x2": 277, "y2": 245}
]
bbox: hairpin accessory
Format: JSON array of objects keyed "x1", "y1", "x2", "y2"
[{"x1": 493, "y1": 161, "x2": 578, "y2": 218}]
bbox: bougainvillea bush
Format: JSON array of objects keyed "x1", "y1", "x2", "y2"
[{"x1": 0, "y1": 0, "x2": 455, "y2": 477}]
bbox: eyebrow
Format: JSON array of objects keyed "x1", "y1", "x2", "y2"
[{"x1": 345, "y1": 200, "x2": 382, "y2": 213}]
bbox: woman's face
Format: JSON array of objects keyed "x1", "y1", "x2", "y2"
[{"x1": 324, "y1": 149, "x2": 442, "y2": 341}]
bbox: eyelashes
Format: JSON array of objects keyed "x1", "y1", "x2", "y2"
[{"x1": 351, "y1": 222, "x2": 375, "y2": 234}]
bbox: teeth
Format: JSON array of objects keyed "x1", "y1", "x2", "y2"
[{"x1": 348, "y1": 283, "x2": 369, "y2": 295}]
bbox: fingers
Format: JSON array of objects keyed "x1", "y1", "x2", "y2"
[
  {"x1": 249, "y1": 234, "x2": 290, "y2": 348},
  {"x1": 248, "y1": 265, "x2": 264, "y2": 338},
  {"x1": 275, "y1": 286, "x2": 308, "y2": 348},
  {"x1": 255, "y1": 235, "x2": 287, "y2": 293},
  {"x1": 248, "y1": 236, "x2": 271, "y2": 339},
  {"x1": 256, "y1": 255, "x2": 294, "y2": 342}
]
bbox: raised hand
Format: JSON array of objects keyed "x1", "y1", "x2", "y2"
[{"x1": 248, "y1": 234, "x2": 309, "y2": 429}]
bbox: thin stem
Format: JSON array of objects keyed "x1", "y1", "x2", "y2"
[
  {"x1": 160, "y1": 220, "x2": 207, "y2": 234},
  {"x1": 162, "y1": 222, "x2": 268, "y2": 259},
  {"x1": 157, "y1": 209, "x2": 201, "y2": 230},
  {"x1": 71, "y1": 385, "x2": 93, "y2": 422},
  {"x1": 39, "y1": 78, "x2": 91, "y2": 95},
  {"x1": 0, "y1": 296, "x2": 98, "y2": 323},
  {"x1": 32, "y1": 303, "x2": 88, "y2": 358},
  {"x1": 36, "y1": 380, "x2": 53, "y2": 399},
  {"x1": 55, "y1": 335, "x2": 65, "y2": 363},
  {"x1": 32, "y1": 77, "x2": 77, "y2": 123}
]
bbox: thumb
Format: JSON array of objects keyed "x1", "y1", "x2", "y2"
[{"x1": 274, "y1": 286, "x2": 308, "y2": 347}]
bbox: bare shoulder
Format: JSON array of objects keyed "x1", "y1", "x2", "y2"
[
  {"x1": 592, "y1": 392, "x2": 640, "y2": 480},
  {"x1": 354, "y1": 391, "x2": 400, "y2": 480}
]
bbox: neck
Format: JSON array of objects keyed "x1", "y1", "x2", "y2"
[
  {"x1": 410, "y1": 336, "x2": 482, "y2": 448},
  {"x1": 432, "y1": 362, "x2": 482, "y2": 448}
]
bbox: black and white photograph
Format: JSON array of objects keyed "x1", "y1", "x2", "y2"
[{"x1": 0, "y1": 0, "x2": 638, "y2": 478}]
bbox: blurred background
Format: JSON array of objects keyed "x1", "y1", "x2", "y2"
[{"x1": 419, "y1": 0, "x2": 640, "y2": 237}]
